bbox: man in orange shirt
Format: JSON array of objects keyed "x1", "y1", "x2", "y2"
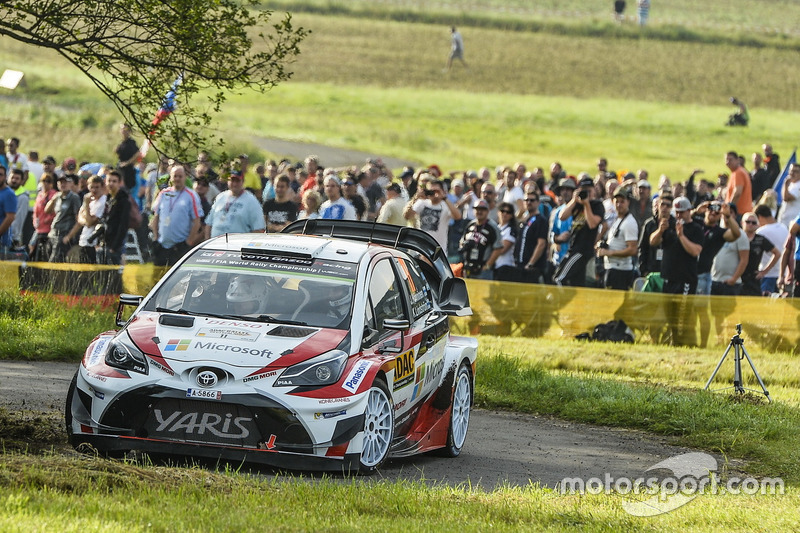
[{"x1": 724, "y1": 151, "x2": 752, "y2": 218}]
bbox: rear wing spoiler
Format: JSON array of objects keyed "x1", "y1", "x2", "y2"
[{"x1": 282, "y1": 220, "x2": 471, "y2": 316}]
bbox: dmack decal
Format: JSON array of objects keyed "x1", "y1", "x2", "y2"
[
  {"x1": 153, "y1": 410, "x2": 252, "y2": 439},
  {"x1": 393, "y1": 349, "x2": 415, "y2": 391},
  {"x1": 242, "y1": 371, "x2": 278, "y2": 383},
  {"x1": 342, "y1": 361, "x2": 370, "y2": 394},
  {"x1": 149, "y1": 357, "x2": 175, "y2": 376}
]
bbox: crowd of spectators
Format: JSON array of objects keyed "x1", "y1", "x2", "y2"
[{"x1": 2, "y1": 130, "x2": 799, "y2": 298}]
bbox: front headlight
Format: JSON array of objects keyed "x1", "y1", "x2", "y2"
[
  {"x1": 275, "y1": 350, "x2": 348, "y2": 388},
  {"x1": 105, "y1": 336, "x2": 149, "y2": 375}
]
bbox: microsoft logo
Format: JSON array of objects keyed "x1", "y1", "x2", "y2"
[{"x1": 164, "y1": 339, "x2": 191, "y2": 352}]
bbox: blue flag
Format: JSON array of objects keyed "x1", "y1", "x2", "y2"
[{"x1": 773, "y1": 149, "x2": 797, "y2": 205}]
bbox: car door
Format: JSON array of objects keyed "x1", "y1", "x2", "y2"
[{"x1": 392, "y1": 256, "x2": 449, "y2": 426}]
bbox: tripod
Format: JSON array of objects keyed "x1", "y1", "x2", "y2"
[{"x1": 704, "y1": 324, "x2": 771, "y2": 402}]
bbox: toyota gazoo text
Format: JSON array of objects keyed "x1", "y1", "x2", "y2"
[{"x1": 67, "y1": 220, "x2": 477, "y2": 473}]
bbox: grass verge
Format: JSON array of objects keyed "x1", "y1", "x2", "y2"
[
  {"x1": 0, "y1": 292, "x2": 114, "y2": 361},
  {"x1": 0, "y1": 452, "x2": 797, "y2": 532},
  {"x1": 476, "y1": 352, "x2": 800, "y2": 483}
]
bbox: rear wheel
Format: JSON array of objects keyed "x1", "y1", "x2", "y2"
[
  {"x1": 359, "y1": 379, "x2": 394, "y2": 474},
  {"x1": 441, "y1": 363, "x2": 472, "y2": 457}
]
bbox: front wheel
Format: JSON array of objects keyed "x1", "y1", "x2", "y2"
[
  {"x1": 64, "y1": 370, "x2": 79, "y2": 443},
  {"x1": 359, "y1": 379, "x2": 394, "y2": 474},
  {"x1": 440, "y1": 363, "x2": 472, "y2": 457}
]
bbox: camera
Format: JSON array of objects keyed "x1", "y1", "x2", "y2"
[
  {"x1": 424, "y1": 189, "x2": 436, "y2": 197},
  {"x1": 89, "y1": 223, "x2": 106, "y2": 243},
  {"x1": 578, "y1": 190, "x2": 588, "y2": 200}
]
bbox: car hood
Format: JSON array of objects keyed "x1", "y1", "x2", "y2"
[{"x1": 126, "y1": 312, "x2": 349, "y2": 369}]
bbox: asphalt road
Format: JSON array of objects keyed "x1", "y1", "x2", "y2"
[{"x1": 0, "y1": 360, "x2": 699, "y2": 489}]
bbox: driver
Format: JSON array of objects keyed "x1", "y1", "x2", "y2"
[
  {"x1": 324, "y1": 283, "x2": 352, "y2": 319},
  {"x1": 226, "y1": 275, "x2": 267, "y2": 315}
]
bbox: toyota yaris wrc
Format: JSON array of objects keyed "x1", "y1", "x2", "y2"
[{"x1": 67, "y1": 220, "x2": 477, "y2": 473}]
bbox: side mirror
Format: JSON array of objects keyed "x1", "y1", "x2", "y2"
[
  {"x1": 439, "y1": 277, "x2": 472, "y2": 316},
  {"x1": 116, "y1": 293, "x2": 143, "y2": 327},
  {"x1": 383, "y1": 318, "x2": 410, "y2": 331}
]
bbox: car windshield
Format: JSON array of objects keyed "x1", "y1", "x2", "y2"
[{"x1": 142, "y1": 249, "x2": 357, "y2": 329}]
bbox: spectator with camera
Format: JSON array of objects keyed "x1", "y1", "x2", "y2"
[
  {"x1": 404, "y1": 178, "x2": 461, "y2": 251},
  {"x1": 553, "y1": 175, "x2": 604, "y2": 286},
  {"x1": 458, "y1": 199, "x2": 503, "y2": 279},
  {"x1": 693, "y1": 201, "x2": 741, "y2": 295},
  {"x1": 650, "y1": 197, "x2": 704, "y2": 295},
  {"x1": 549, "y1": 177, "x2": 576, "y2": 269},
  {"x1": 638, "y1": 195, "x2": 672, "y2": 279},
  {"x1": 77, "y1": 175, "x2": 107, "y2": 263},
  {"x1": 597, "y1": 188, "x2": 639, "y2": 290}
]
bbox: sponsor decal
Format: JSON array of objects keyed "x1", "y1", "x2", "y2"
[
  {"x1": 186, "y1": 388, "x2": 222, "y2": 400},
  {"x1": 164, "y1": 339, "x2": 191, "y2": 352},
  {"x1": 86, "y1": 371, "x2": 107, "y2": 382},
  {"x1": 342, "y1": 360, "x2": 370, "y2": 394},
  {"x1": 318, "y1": 397, "x2": 351, "y2": 404},
  {"x1": 424, "y1": 358, "x2": 445, "y2": 386},
  {"x1": 193, "y1": 341, "x2": 273, "y2": 358},
  {"x1": 242, "y1": 371, "x2": 278, "y2": 384},
  {"x1": 394, "y1": 399, "x2": 407, "y2": 411},
  {"x1": 314, "y1": 410, "x2": 347, "y2": 420},
  {"x1": 153, "y1": 409, "x2": 251, "y2": 438},
  {"x1": 205, "y1": 319, "x2": 262, "y2": 329},
  {"x1": 87, "y1": 338, "x2": 109, "y2": 367},
  {"x1": 393, "y1": 349, "x2": 415, "y2": 391},
  {"x1": 197, "y1": 327, "x2": 259, "y2": 342},
  {"x1": 149, "y1": 357, "x2": 175, "y2": 376},
  {"x1": 411, "y1": 383, "x2": 421, "y2": 401}
]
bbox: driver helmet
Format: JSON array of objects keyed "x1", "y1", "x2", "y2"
[
  {"x1": 226, "y1": 275, "x2": 267, "y2": 315},
  {"x1": 326, "y1": 283, "x2": 352, "y2": 317}
]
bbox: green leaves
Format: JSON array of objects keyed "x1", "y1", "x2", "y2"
[{"x1": 0, "y1": 0, "x2": 308, "y2": 161}]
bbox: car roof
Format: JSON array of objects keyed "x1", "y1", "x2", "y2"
[{"x1": 200, "y1": 232, "x2": 372, "y2": 263}]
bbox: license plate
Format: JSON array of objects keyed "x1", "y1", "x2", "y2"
[{"x1": 186, "y1": 388, "x2": 222, "y2": 400}]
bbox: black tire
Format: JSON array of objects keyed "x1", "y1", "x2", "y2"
[
  {"x1": 439, "y1": 362, "x2": 472, "y2": 458},
  {"x1": 358, "y1": 379, "x2": 394, "y2": 474}
]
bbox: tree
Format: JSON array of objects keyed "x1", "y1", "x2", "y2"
[{"x1": 0, "y1": 0, "x2": 308, "y2": 160}]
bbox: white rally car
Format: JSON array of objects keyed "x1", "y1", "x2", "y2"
[{"x1": 66, "y1": 220, "x2": 477, "y2": 473}]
